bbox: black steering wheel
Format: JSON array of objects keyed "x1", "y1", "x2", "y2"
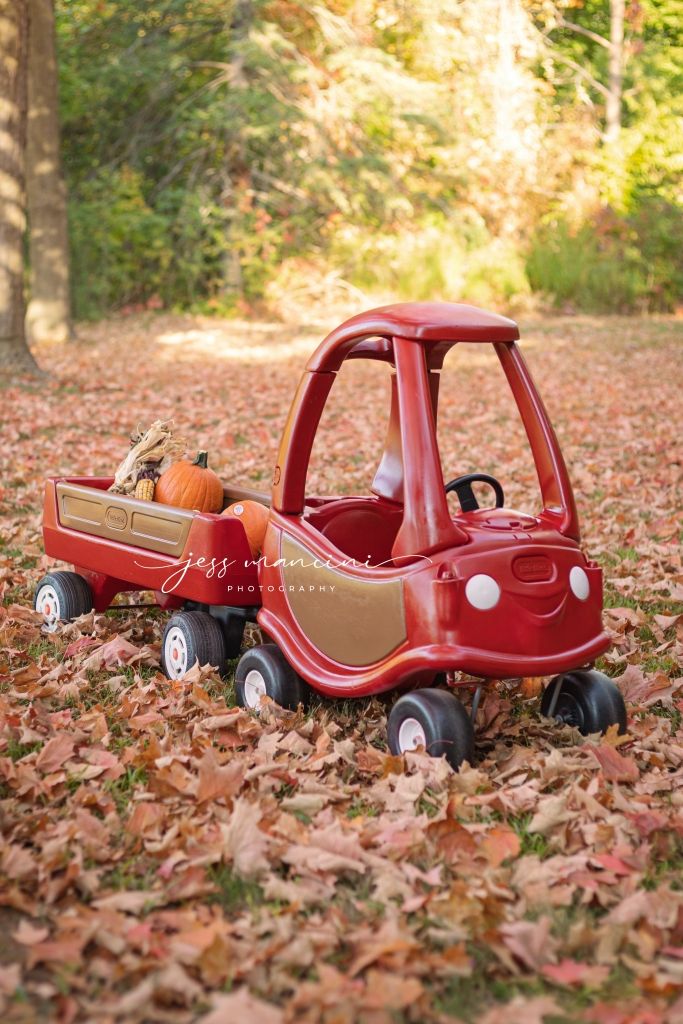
[{"x1": 445, "y1": 473, "x2": 505, "y2": 513}]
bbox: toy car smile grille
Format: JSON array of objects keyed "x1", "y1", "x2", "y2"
[{"x1": 512, "y1": 555, "x2": 553, "y2": 582}]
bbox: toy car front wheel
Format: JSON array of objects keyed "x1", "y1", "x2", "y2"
[
  {"x1": 34, "y1": 571, "x2": 93, "y2": 632},
  {"x1": 387, "y1": 688, "x2": 475, "y2": 770},
  {"x1": 161, "y1": 611, "x2": 226, "y2": 680},
  {"x1": 235, "y1": 644, "x2": 309, "y2": 711},
  {"x1": 541, "y1": 669, "x2": 627, "y2": 735}
]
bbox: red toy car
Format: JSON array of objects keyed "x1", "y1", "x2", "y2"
[{"x1": 36, "y1": 302, "x2": 625, "y2": 768}]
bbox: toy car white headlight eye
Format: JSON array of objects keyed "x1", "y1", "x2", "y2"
[
  {"x1": 569, "y1": 566, "x2": 590, "y2": 600},
  {"x1": 465, "y1": 574, "x2": 501, "y2": 610}
]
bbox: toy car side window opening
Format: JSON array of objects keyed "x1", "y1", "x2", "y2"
[
  {"x1": 303, "y1": 357, "x2": 404, "y2": 566},
  {"x1": 305, "y1": 356, "x2": 393, "y2": 498},
  {"x1": 436, "y1": 344, "x2": 541, "y2": 518}
]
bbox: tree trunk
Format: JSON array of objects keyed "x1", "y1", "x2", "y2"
[
  {"x1": 221, "y1": 0, "x2": 253, "y2": 300},
  {"x1": 605, "y1": 0, "x2": 624, "y2": 143},
  {"x1": 0, "y1": 0, "x2": 40, "y2": 374},
  {"x1": 26, "y1": 0, "x2": 72, "y2": 344}
]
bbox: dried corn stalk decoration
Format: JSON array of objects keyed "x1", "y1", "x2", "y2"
[
  {"x1": 109, "y1": 420, "x2": 186, "y2": 495},
  {"x1": 134, "y1": 478, "x2": 155, "y2": 501}
]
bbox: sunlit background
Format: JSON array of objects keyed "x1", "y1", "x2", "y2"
[{"x1": 57, "y1": 0, "x2": 682, "y2": 321}]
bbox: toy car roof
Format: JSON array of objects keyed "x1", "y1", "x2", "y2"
[{"x1": 307, "y1": 301, "x2": 520, "y2": 371}]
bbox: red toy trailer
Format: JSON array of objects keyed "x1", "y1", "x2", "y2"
[{"x1": 36, "y1": 302, "x2": 624, "y2": 767}]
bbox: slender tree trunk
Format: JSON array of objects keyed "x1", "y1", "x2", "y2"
[
  {"x1": 26, "y1": 0, "x2": 72, "y2": 344},
  {"x1": 0, "y1": 0, "x2": 40, "y2": 374},
  {"x1": 605, "y1": 0, "x2": 624, "y2": 143},
  {"x1": 221, "y1": 0, "x2": 253, "y2": 299}
]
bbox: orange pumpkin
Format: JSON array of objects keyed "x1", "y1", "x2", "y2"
[
  {"x1": 155, "y1": 451, "x2": 223, "y2": 513},
  {"x1": 223, "y1": 500, "x2": 269, "y2": 557}
]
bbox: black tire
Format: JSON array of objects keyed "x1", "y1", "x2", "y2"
[
  {"x1": 161, "y1": 611, "x2": 227, "y2": 680},
  {"x1": 235, "y1": 644, "x2": 309, "y2": 711},
  {"x1": 387, "y1": 688, "x2": 475, "y2": 770},
  {"x1": 34, "y1": 571, "x2": 93, "y2": 630},
  {"x1": 541, "y1": 670, "x2": 627, "y2": 735}
]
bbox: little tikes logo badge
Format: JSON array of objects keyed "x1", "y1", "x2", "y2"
[{"x1": 105, "y1": 506, "x2": 128, "y2": 530}]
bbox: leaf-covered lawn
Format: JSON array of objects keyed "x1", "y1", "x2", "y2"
[{"x1": 0, "y1": 313, "x2": 682, "y2": 1024}]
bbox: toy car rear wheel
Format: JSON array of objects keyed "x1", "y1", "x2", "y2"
[
  {"x1": 161, "y1": 611, "x2": 226, "y2": 680},
  {"x1": 541, "y1": 670, "x2": 627, "y2": 735},
  {"x1": 387, "y1": 688, "x2": 475, "y2": 770},
  {"x1": 235, "y1": 644, "x2": 309, "y2": 711},
  {"x1": 34, "y1": 571, "x2": 93, "y2": 632}
]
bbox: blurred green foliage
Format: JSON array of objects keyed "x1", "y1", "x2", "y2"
[
  {"x1": 528, "y1": 199, "x2": 683, "y2": 313},
  {"x1": 57, "y1": 0, "x2": 682, "y2": 318}
]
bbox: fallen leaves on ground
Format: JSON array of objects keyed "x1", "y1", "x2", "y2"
[{"x1": 0, "y1": 313, "x2": 681, "y2": 1022}]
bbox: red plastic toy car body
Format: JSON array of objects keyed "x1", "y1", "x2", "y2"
[{"x1": 36, "y1": 302, "x2": 625, "y2": 767}]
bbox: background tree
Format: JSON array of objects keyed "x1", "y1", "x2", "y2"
[
  {"x1": 542, "y1": 0, "x2": 626, "y2": 142},
  {"x1": 0, "y1": 0, "x2": 40, "y2": 375},
  {"x1": 26, "y1": 0, "x2": 72, "y2": 344},
  {"x1": 606, "y1": 0, "x2": 625, "y2": 142},
  {"x1": 53, "y1": 0, "x2": 682, "y2": 318}
]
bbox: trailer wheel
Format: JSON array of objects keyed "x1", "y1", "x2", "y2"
[
  {"x1": 387, "y1": 688, "x2": 475, "y2": 770},
  {"x1": 34, "y1": 572, "x2": 93, "y2": 632},
  {"x1": 235, "y1": 644, "x2": 309, "y2": 711},
  {"x1": 161, "y1": 611, "x2": 226, "y2": 680},
  {"x1": 541, "y1": 670, "x2": 627, "y2": 735}
]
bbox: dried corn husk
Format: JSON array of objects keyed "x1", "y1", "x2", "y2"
[
  {"x1": 109, "y1": 420, "x2": 186, "y2": 495},
  {"x1": 134, "y1": 478, "x2": 155, "y2": 501}
]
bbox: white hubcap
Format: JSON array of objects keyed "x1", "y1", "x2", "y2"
[
  {"x1": 398, "y1": 717, "x2": 427, "y2": 753},
  {"x1": 243, "y1": 669, "x2": 267, "y2": 710},
  {"x1": 36, "y1": 585, "x2": 61, "y2": 632},
  {"x1": 165, "y1": 626, "x2": 188, "y2": 678}
]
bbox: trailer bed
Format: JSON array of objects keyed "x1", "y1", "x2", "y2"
[{"x1": 42, "y1": 477, "x2": 266, "y2": 609}]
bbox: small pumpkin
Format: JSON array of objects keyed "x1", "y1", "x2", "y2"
[
  {"x1": 155, "y1": 451, "x2": 223, "y2": 513},
  {"x1": 223, "y1": 500, "x2": 269, "y2": 557}
]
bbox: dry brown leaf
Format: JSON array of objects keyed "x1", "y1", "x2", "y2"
[
  {"x1": 480, "y1": 825, "x2": 521, "y2": 867},
  {"x1": 196, "y1": 748, "x2": 244, "y2": 803},
  {"x1": 200, "y1": 987, "x2": 284, "y2": 1024},
  {"x1": 12, "y1": 920, "x2": 49, "y2": 945},
  {"x1": 499, "y1": 916, "x2": 558, "y2": 971},
  {"x1": 220, "y1": 797, "x2": 269, "y2": 877},
  {"x1": 477, "y1": 995, "x2": 562, "y2": 1024},
  {"x1": 35, "y1": 732, "x2": 75, "y2": 773},
  {"x1": 541, "y1": 958, "x2": 610, "y2": 988},
  {"x1": 590, "y1": 744, "x2": 639, "y2": 783}
]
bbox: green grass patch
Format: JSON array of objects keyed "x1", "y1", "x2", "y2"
[
  {"x1": 436, "y1": 945, "x2": 639, "y2": 1023},
  {"x1": 647, "y1": 701, "x2": 682, "y2": 734},
  {"x1": 642, "y1": 833, "x2": 683, "y2": 891},
  {"x1": 508, "y1": 813, "x2": 551, "y2": 859},
  {"x1": 5, "y1": 739, "x2": 42, "y2": 762},
  {"x1": 346, "y1": 798, "x2": 380, "y2": 819},
  {"x1": 207, "y1": 865, "x2": 265, "y2": 914},
  {"x1": 417, "y1": 790, "x2": 441, "y2": 819},
  {"x1": 103, "y1": 856, "x2": 158, "y2": 892},
  {"x1": 26, "y1": 638, "x2": 57, "y2": 661},
  {"x1": 103, "y1": 766, "x2": 148, "y2": 815}
]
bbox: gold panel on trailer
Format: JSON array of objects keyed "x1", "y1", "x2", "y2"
[
  {"x1": 56, "y1": 482, "x2": 193, "y2": 556},
  {"x1": 281, "y1": 534, "x2": 406, "y2": 666}
]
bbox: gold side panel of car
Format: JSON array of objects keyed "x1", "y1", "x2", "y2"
[
  {"x1": 280, "y1": 534, "x2": 407, "y2": 666},
  {"x1": 56, "y1": 482, "x2": 193, "y2": 556}
]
